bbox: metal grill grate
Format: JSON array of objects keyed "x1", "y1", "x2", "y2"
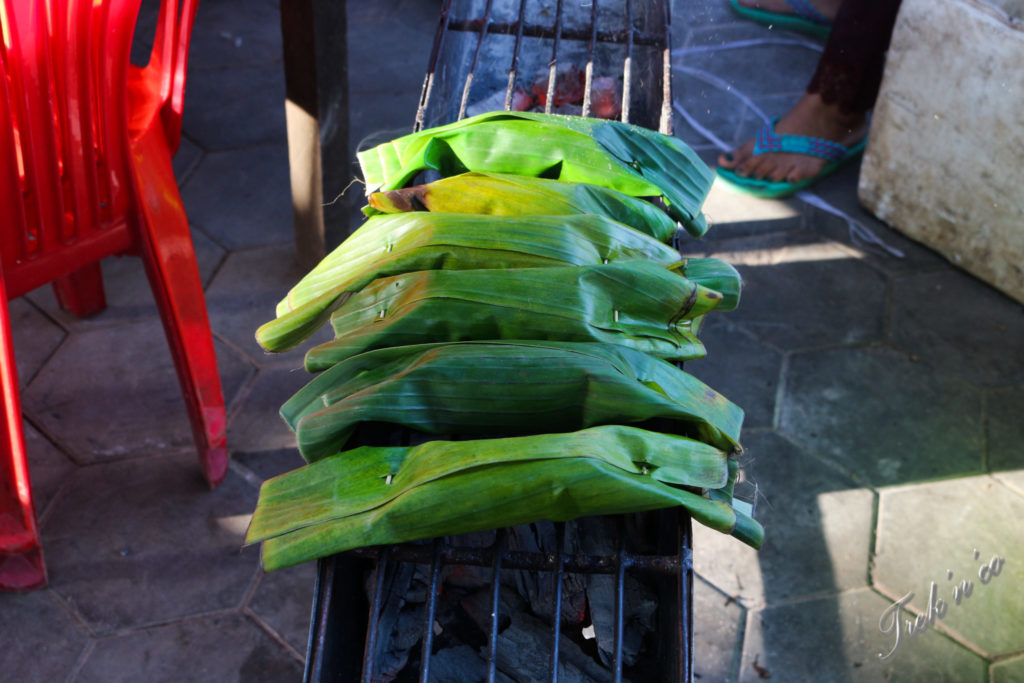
[
  {"x1": 304, "y1": 2, "x2": 695, "y2": 681},
  {"x1": 414, "y1": 0, "x2": 673, "y2": 134}
]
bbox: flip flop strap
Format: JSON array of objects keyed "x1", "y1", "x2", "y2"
[
  {"x1": 782, "y1": 0, "x2": 830, "y2": 25},
  {"x1": 754, "y1": 118, "x2": 849, "y2": 163}
]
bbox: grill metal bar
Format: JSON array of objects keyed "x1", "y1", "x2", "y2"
[
  {"x1": 581, "y1": 0, "x2": 599, "y2": 118},
  {"x1": 457, "y1": 0, "x2": 495, "y2": 120},
  {"x1": 612, "y1": 521, "x2": 627, "y2": 682},
  {"x1": 621, "y1": 0, "x2": 634, "y2": 123},
  {"x1": 659, "y1": 0, "x2": 673, "y2": 135},
  {"x1": 414, "y1": 0, "x2": 453, "y2": 132},
  {"x1": 417, "y1": 540, "x2": 444, "y2": 683},
  {"x1": 445, "y1": 17, "x2": 664, "y2": 46},
  {"x1": 486, "y1": 530, "x2": 507, "y2": 683},
  {"x1": 680, "y1": 515, "x2": 694, "y2": 683},
  {"x1": 348, "y1": 542, "x2": 687, "y2": 575},
  {"x1": 503, "y1": 0, "x2": 528, "y2": 111},
  {"x1": 360, "y1": 547, "x2": 391, "y2": 683},
  {"x1": 542, "y1": 0, "x2": 565, "y2": 115},
  {"x1": 549, "y1": 522, "x2": 566, "y2": 683}
]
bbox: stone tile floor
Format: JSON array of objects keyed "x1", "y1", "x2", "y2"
[{"x1": 2, "y1": 0, "x2": 1023, "y2": 681}]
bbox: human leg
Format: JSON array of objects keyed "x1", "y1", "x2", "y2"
[{"x1": 717, "y1": 0, "x2": 903, "y2": 196}]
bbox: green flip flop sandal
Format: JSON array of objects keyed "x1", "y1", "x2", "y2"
[
  {"x1": 728, "y1": 0, "x2": 832, "y2": 39},
  {"x1": 716, "y1": 118, "x2": 867, "y2": 199}
]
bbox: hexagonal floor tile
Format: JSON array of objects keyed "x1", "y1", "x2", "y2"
[
  {"x1": 180, "y1": 145, "x2": 293, "y2": 250},
  {"x1": 672, "y1": 67, "x2": 752, "y2": 149},
  {"x1": 24, "y1": 228, "x2": 225, "y2": 331},
  {"x1": 9, "y1": 296, "x2": 65, "y2": 390},
  {"x1": 986, "y1": 385, "x2": 1024, "y2": 474},
  {"x1": 227, "y1": 366, "x2": 321, "y2": 456},
  {"x1": 696, "y1": 180, "x2": 804, "y2": 244},
  {"x1": 0, "y1": 589, "x2": 90, "y2": 680},
  {"x1": 173, "y1": 137, "x2": 205, "y2": 184},
  {"x1": 184, "y1": 0, "x2": 284, "y2": 70},
  {"x1": 741, "y1": 588, "x2": 987, "y2": 682},
  {"x1": 694, "y1": 431, "x2": 873, "y2": 607},
  {"x1": 991, "y1": 654, "x2": 1024, "y2": 683},
  {"x1": 685, "y1": 317, "x2": 783, "y2": 430},
  {"x1": 874, "y1": 475, "x2": 1024, "y2": 657},
  {"x1": 697, "y1": 231, "x2": 888, "y2": 351},
  {"x1": 780, "y1": 345, "x2": 985, "y2": 487},
  {"x1": 693, "y1": 575, "x2": 746, "y2": 682},
  {"x1": 890, "y1": 270, "x2": 1024, "y2": 389},
  {"x1": 42, "y1": 453, "x2": 260, "y2": 634},
  {"x1": 22, "y1": 320, "x2": 252, "y2": 462},
  {"x1": 24, "y1": 421, "x2": 76, "y2": 514},
  {"x1": 804, "y1": 162, "x2": 950, "y2": 276},
  {"x1": 76, "y1": 613, "x2": 302, "y2": 682},
  {"x1": 204, "y1": 244, "x2": 334, "y2": 365},
  {"x1": 182, "y1": 63, "x2": 286, "y2": 151},
  {"x1": 248, "y1": 563, "x2": 318, "y2": 655},
  {"x1": 677, "y1": 38, "x2": 820, "y2": 100}
]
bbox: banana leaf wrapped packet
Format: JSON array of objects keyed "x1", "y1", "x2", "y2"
[
  {"x1": 366, "y1": 171, "x2": 680, "y2": 243},
  {"x1": 357, "y1": 111, "x2": 714, "y2": 237},
  {"x1": 305, "y1": 261, "x2": 727, "y2": 370},
  {"x1": 246, "y1": 425, "x2": 763, "y2": 571},
  {"x1": 256, "y1": 212, "x2": 689, "y2": 352},
  {"x1": 282, "y1": 340, "x2": 744, "y2": 463}
]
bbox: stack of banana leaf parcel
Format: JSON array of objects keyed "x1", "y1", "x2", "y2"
[{"x1": 246, "y1": 111, "x2": 763, "y2": 571}]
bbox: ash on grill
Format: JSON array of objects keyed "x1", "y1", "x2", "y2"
[{"x1": 305, "y1": 1, "x2": 698, "y2": 681}]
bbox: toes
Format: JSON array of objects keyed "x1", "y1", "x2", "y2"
[
  {"x1": 744, "y1": 156, "x2": 772, "y2": 180},
  {"x1": 718, "y1": 140, "x2": 755, "y2": 171},
  {"x1": 772, "y1": 160, "x2": 799, "y2": 183}
]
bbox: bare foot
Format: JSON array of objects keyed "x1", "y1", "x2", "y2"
[
  {"x1": 717, "y1": 92, "x2": 867, "y2": 184},
  {"x1": 736, "y1": 0, "x2": 843, "y2": 23}
]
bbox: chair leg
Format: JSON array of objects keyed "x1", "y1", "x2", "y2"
[
  {"x1": 0, "y1": 282, "x2": 47, "y2": 591},
  {"x1": 52, "y1": 262, "x2": 107, "y2": 318},
  {"x1": 129, "y1": 126, "x2": 228, "y2": 488}
]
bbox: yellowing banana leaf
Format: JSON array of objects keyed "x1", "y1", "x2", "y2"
[
  {"x1": 281, "y1": 340, "x2": 744, "y2": 462},
  {"x1": 249, "y1": 427, "x2": 762, "y2": 571},
  {"x1": 366, "y1": 172, "x2": 680, "y2": 243},
  {"x1": 304, "y1": 262, "x2": 718, "y2": 371},
  {"x1": 357, "y1": 111, "x2": 713, "y2": 237},
  {"x1": 678, "y1": 258, "x2": 742, "y2": 312},
  {"x1": 256, "y1": 212, "x2": 682, "y2": 352}
]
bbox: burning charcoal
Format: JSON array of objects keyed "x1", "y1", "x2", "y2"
[
  {"x1": 532, "y1": 65, "x2": 586, "y2": 108},
  {"x1": 466, "y1": 88, "x2": 536, "y2": 118},
  {"x1": 590, "y1": 76, "x2": 622, "y2": 120}
]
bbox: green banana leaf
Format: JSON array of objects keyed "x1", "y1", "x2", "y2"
[
  {"x1": 256, "y1": 212, "x2": 683, "y2": 352},
  {"x1": 246, "y1": 426, "x2": 763, "y2": 571},
  {"x1": 365, "y1": 172, "x2": 680, "y2": 243},
  {"x1": 357, "y1": 111, "x2": 714, "y2": 237},
  {"x1": 304, "y1": 262, "x2": 719, "y2": 371},
  {"x1": 282, "y1": 340, "x2": 744, "y2": 462},
  {"x1": 248, "y1": 425, "x2": 729, "y2": 543}
]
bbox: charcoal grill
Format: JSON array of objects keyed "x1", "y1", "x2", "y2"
[{"x1": 303, "y1": 2, "x2": 698, "y2": 681}]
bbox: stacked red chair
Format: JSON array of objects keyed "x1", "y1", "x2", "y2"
[{"x1": 0, "y1": 0, "x2": 225, "y2": 591}]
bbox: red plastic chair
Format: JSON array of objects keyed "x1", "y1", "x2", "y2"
[{"x1": 0, "y1": 0, "x2": 226, "y2": 591}]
